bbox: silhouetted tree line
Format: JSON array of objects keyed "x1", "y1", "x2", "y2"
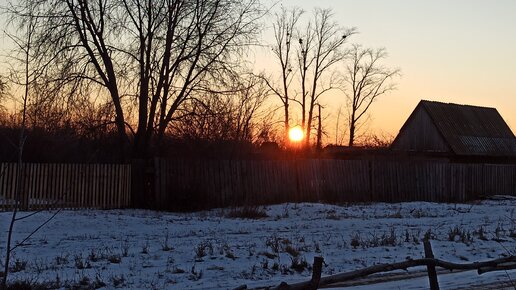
[
  {"x1": 0, "y1": 112, "x2": 121, "y2": 162},
  {"x1": 0, "y1": 1, "x2": 398, "y2": 164},
  {"x1": 0, "y1": 94, "x2": 273, "y2": 162}
]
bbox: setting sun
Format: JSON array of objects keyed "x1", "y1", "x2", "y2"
[{"x1": 288, "y1": 126, "x2": 304, "y2": 142}]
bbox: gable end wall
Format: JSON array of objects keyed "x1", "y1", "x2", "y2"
[{"x1": 392, "y1": 107, "x2": 450, "y2": 152}]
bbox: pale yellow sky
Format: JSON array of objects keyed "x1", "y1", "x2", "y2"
[{"x1": 258, "y1": 0, "x2": 516, "y2": 143}]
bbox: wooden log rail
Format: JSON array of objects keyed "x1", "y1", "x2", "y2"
[
  {"x1": 308, "y1": 256, "x2": 516, "y2": 290},
  {"x1": 234, "y1": 254, "x2": 516, "y2": 290}
]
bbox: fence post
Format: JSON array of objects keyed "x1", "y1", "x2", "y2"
[
  {"x1": 309, "y1": 256, "x2": 324, "y2": 290},
  {"x1": 130, "y1": 159, "x2": 145, "y2": 208},
  {"x1": 20, "y1": 164, "x2": 29, "y2": 210},
  {"x1": 154, "y1": 158, "x2": 161, "y2": 209},
  {"x1": 369, "y1": 160, "x2": 375, "y2": 202},
  {"x1": 423, "y1": 239, "x2": 440, "y2": 290}
]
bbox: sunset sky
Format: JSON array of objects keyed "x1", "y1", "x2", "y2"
[
  {"x1": 261, "y1": 0, "x2": 516, "y2": 142},
  {"x1": 0, "y1": 0, "x2": 514, "y2": 143}
]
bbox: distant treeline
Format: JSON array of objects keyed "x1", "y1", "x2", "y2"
[{"x1": 0, "y1": 124, "x2": 264, "y2": 163}]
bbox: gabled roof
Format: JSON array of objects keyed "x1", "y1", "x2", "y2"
[{"x1": 414, "y1": 100, "x2": 516, "y2": 156}]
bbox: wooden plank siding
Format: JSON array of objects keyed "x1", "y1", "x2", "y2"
[
  {"x1": 0, "y1": 163, "x2": 131, "y2": 211},
  {"x1": 391, "y1": 105, "x2": 451, "y2": 153},
  {"x1": 152, "y1": 159, "x2": 516, "y2": 210}
]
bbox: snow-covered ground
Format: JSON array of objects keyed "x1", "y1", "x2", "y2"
[{"x1": 1, "y1": 200, "x2": 515, "y2": 289}]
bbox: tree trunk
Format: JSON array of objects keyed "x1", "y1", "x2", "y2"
[
  {"x1": 284, "y1": 103, "x2": 290, "y2": 146},
  {"x1": 305, "y1": 103, "x2": 314, "y2": 148},
  {"x1": 132, "y1": 132, "x2": 149, "y2": 159},
  {"x1": 348, "y1": 123, "x2": 355, "y2": 147},
  {"x1": 316, "y1": 104, "x2": 322, "y2": 151},
  {"x1": 348, "y1": 109, "x2": 356, "y2": 147}
]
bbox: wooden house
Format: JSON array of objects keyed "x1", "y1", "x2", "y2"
[{"x1": 391, "y1": 100, "x2": 516, "y2": 162}]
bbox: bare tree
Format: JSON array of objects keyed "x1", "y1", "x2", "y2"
[
  {"x1": 343, "y1": 44, "x2": 400, "y2": 147},
  {"x1": 171, "y1": 74, "x2": 268, "y2": 143},
  {"x1": 266, "y1": 6, "x2": 302, "y2": 145},
  {"x1": 231, "y1": 75, "x2": 270, "y2": 143},
  {"x1": 298, "y1": 8, "x2": 354, "y2": 148},
  {"x1": 359, "y1": 131, "x2": 394, "y2": 148},
  {"x1": 0, "y1": 77, "x2": 6, "y2": 100},
  {"x1": 6, "y1": 0, "x2": 264, "y2": 159},
  {"x1": 2, "y1": 1, "x2": 36, "y2": 285},
  {"x1": 333, "y1": 105, "x2": 347, "y2": 145},
  {"x1": 0, "y1": 77, "x2": 7, "y2": 123},
  {"x1": 267, "y1": 7, "x2": 353, "y2": 148}
]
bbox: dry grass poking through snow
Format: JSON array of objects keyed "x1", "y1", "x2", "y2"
[{"x1": 0, "y1": 200, "x2": 515, "y2": 289}]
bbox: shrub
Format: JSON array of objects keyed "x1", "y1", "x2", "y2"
[
  {"x1": 448, "y1": 226, "x2": 462, "y2": 241},
  {"x1": 220, "y1": 243, "x2": 236, "y2": 260},
  {"x1": 111, "y1": 275, "x2": 125, "y2": 287},
  {"x1": 259, "y1": 251, "x2": 277, "y2": 259},
  {"x1": 380, "y1": 228, "x2": 397, "y2": 247},
  {"x1": 448, "y1": 226, "x2": 473, "y2": 244},
  {"x1": 290, "y1": 256, "x2": 309, "y2": 273},
  {"x1": 325, "y1": 209, "x2": 340, "y2": 220},
  {"x1": 88, "y1": 249, "x2": 100, "y2": 262},
  {"x1": 189, "y1": 265, "x2": 203, "y2": 281},
  {"x1": 74, "y1": 255, "x2": 92, "y2": 269},
  {"x1": 195, "y1": 240, "x2": 214, "y2": 259},
  {"x1": 7, "y1": 281, "x2": 32, "y2": 290},
  {"x1": 266, "y1": 235, "x2": 281, "y2": 254},
  {"x1": 10, "y1": 259, "x2": 27, "y2": 273},
  {"x1": 495, "y1": 224, "x2": 505, "y2": 239},
  {"x1": 386, "y1": 208, "x2": 402, "y2": 218},
  {"x1": 79, "y1": 276, "x2": 90, "y2": 286},
  {"x1": 54, "y1": 254, "x2": 69, "y2": 266},
  {"x1": 284, "y1": 245, "x2": 300, "y2": 258},
  {"x1": 473, "y1": 226, "x2": 488, "y2": 241},
  {"x1": 271, "y1": 262, "x2": 280, "y2": 271},
  {"x1": 172, "y1": 267, "x2": 186, "y2": 274},
  {"x1": 141, "y1": 241, "x2": 150, "y2": 254},
  {"x1": 121, "y1": 240, "x2": 130, "y2": 257},
  {"x1": 108, "y1": 254, "x2": 122, "y2": 264},
  {"x1": 350, "y1": 232, "x2": 361, "y2": 249},
  {"x1": 161, "y1": 232, "x2": 173, "y2": 252},
  {"x1": 226, "y1": 206, "x2": 268, "y2": 219}
]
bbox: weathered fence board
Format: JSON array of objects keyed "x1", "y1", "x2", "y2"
[
  {"x1": 0, "y1": 163, "x2": 131, "y2": 211},
  {"x1": 153, "y1": 159, "x2": 516, "y2": 210},
  {"x1": 2, "y1": 159, "x2": 515, "y2": 211}
]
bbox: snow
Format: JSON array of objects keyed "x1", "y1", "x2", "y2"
[{"x1": 1, "y1": 200, "x2": 515, "y2": 289}]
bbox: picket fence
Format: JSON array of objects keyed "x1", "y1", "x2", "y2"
[{"x1": 0, "y1": 163, "x2": 131, "y2": 210}]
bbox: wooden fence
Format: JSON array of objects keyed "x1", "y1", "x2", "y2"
[
  {"x1": 0, "y1": 163, "x2": 131, "y2": 210},
  {"x1": 1, "y1": 159, "x2": 515, "y2": 211},
  {"x1": 242, "y1": 241, "x2": 516, "y2": 290},
  {"x1": 153, "y1": 159, "x2": 516, "y2": 210}
]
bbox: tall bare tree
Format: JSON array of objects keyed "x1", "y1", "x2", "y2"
[
  {"x1": 343, "y1": 44, "x2": 400, "y2": 147},
  {"x1": 6, "y1": 0, "x2": 263, "y2": 159},
  {"x1": 267, "y1": 7, "x2": 353, "y2": 148},
  {"x1": 266, "y1": 6, "x2": 302, "y2": 145},
  {"x1": 298, "y1": 8, "x2": 354, "y2": 148},
  {"x1": 2, "y1": 0, "x2": 37, "y2": 285}
]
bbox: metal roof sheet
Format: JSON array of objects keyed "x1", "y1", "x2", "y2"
[{"x1": 421, "y1": 100, "x2": 516, "y2": 156}]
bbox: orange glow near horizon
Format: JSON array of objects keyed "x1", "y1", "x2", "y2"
[{"x1": 289, "y1": 126, "x2": 304, "y2": 142}]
